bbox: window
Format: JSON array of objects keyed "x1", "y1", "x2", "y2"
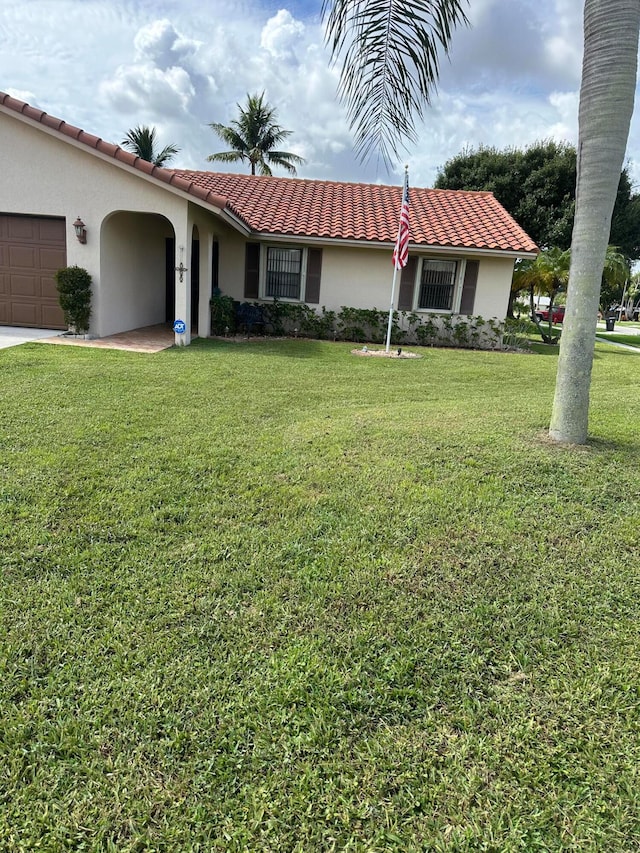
[
  {"x1": 266, "y1": 247, "x2": 303, "y2": 300},
  {"x1": 417, "y1": 260, "x2": 458, "y2": 311}
]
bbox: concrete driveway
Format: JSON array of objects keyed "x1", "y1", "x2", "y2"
[{"x1": 0, "y1": 327, "x2": 62, "y2": 350}]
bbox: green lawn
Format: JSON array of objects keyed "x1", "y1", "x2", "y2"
[
  {"x1": 2, "y1": 338, "x2": 640, "y2": 851},
  {"x1": 595, "y1": 332, "x2": 640, "y2": 349}
]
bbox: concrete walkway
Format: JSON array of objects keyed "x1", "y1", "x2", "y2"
[
  {"x1": 595, "y1": 337, "x2": 640, "y2": 352},
  {"x1": 595, "y1": 322, "x2": 640, "y2": 352},
  {"x1": 0, "y1": 327, "x2": 63, "y2": 350},
  {"x1": 0, "y1": 325, "x2": 174, "y2": 353}
]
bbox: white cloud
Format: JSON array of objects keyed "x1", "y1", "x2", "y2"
[
  {"x1": 101, "y1": 64, "x2": 196, "y2": 117},
  {"x1": 1, "y1": 0, "x2": 639, "y2": 188},
  {"x1": 260, "y1": 9, "x2": 305, "y2": 62},
  {"x1": 5, "y1": 87, "x2": 38, "y2": 104}
]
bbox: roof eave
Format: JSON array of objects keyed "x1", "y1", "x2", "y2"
[{"x1": 251, "y1": 231, "x2": 538, "y2": 257}]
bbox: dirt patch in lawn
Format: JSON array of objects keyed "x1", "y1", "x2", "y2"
[{"x1": 351, "y1": 347, "x2": 422, "y2": 359}]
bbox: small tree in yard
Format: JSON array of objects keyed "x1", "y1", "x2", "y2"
[
  {"x1": 513, "y1": 247, "x2": 570, "y2": 344},
  {"x1": 55, "y1": 266, "x2": 92, "y2": 334}
]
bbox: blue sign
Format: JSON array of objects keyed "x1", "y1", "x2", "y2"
[{"x1": 173, "y1": 319, "x2": 186, "y2": 335}]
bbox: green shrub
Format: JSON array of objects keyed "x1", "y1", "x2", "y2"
[
  {"x1": 215, "y1": 298, "x2": 502, "y2": 351},
  {"x1": 210, "y1": 293, "x2": 236, "y2": 335},
  {"x1": 453, "y1": 318, "x2": 470, "y2": 347},
  {"x1": 502, "y1": 318, "x2": 532, "y2": 350},
  {"x1": 54, "y1": 266, "x2": 92, "y2": 333}
]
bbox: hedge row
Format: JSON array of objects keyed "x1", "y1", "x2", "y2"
[{"x1": 211, "y1": 296, "x2": 516, "y2": 350}]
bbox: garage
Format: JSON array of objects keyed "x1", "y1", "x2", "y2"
[{"x1": 0, "y1": 214, "x2": 66, "y2": 329}]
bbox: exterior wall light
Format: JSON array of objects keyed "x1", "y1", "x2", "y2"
[{"x1": 73, "y1": 217, "x2": 87, "y2": 244}]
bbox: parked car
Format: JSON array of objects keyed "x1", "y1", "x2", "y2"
[{"x1": 535, "y1": 305, "x2": 566, "y2": 323}]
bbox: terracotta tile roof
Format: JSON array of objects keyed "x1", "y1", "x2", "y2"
[
  {"x1": 172, "y1": 171, "x2": 538, "y2": 254},
  {"x1": 0, "y1": 90, "x2": 537, "y2": 254}
]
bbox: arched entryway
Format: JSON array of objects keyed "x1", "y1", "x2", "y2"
[{"x1": 100, "y1": 211, "x2": 174, "y2": 338}]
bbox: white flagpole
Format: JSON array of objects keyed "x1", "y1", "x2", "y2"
[
  {"x1": 385, "y1": 166, "x2": 408, "y2": 352},
  {"x1": 385, "y1": 243, "x2": 401, "y2": 353}
]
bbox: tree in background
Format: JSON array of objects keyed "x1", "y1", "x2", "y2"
[
  {"x1": 435, "y1": 142, "x2": 640, "y2": 262},
  {"x1": 598, "y1": 248, "x2": 630, "y2": 312},
  {"x1": 207, "y1": 92, "x2": 305, "y2": 176},
  {"x1": 513, "y1": 246, "x2": 628, "y2": 341},
  {"x1": 121, "y1": 126, "x2": 180, "y2": 167}
]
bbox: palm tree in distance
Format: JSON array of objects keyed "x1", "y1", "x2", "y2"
[
  {"x1": 514, "y1": 247, "x2": 571, "y2": 344},
  {"x1": 121, "y1": 126, "x2": 180, "y2": 167},
  {"x1": 207, "y1": 92, "x2": 305, "y2": 176}
]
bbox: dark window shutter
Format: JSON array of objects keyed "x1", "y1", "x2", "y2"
[
  {"x1": 244, "y1": 243, "x2": 260, "y2": 299},
  {"x1": 459, "y1": 260, "x2": 479, "y2": 315},
  {"x1": 397, "y1": 256, "x2": 417, "y2": 310},
  {"x1": 305, "y1": 248, "x2": 322, "y2": 304}
]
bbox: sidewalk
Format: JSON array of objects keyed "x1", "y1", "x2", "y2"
[{"x1": 595, "y1": 322, "x2": 640, "y2": 352}]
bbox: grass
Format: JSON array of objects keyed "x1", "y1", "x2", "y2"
[
  {"x1": 595, "y1": 332, "x2": 640, "y2": 349},
  {"x1": 2, "y1": 338, "x2": 640, "y2": 851}
]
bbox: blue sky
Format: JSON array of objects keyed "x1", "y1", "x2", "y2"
[{"x1": 1, "y1": 0, "x2": 639, "y2": 190}]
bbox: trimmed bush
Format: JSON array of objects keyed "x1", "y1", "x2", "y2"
[
  {"x1": 210, "y1": 293, "x2": 236, "y2": 335},
  {"x1": 55, "y1": 266, "x2": 92, "y2": 333}
]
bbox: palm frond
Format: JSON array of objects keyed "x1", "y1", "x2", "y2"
[
  {"x1": 121, "y1": 125, "x2": 179, "y2": 165},
  {"x1": 266, "y1": 151, "x2": 306, "y2": 173},
  {"x1": 207, "y1": 150, "x2": 248, "y2": 164},
  {"x1": 154, "y1": 143, "x2": 181, "y2": 168},
  {"x1": 322, "y1": 0, "x2": 469, "y2": 165},
  {"x1": 209, "y1": 124, "x2": 249, "y2": 154}
]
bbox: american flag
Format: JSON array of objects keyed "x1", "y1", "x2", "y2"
[{"x1": 392, "y1": 169, "x2": 410, "y2": 270}]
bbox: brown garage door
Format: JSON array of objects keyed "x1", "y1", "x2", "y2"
[{"x1": 0, "y1": 215, "x2": 67, "y2": 329}]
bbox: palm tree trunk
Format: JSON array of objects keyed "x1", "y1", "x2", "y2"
[{"x1": 549, "y1": 0, "x2": 640, "y2": 444}]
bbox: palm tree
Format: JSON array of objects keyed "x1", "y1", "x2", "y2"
[
  {"x1": 514, "y1": 247, "x2": 571, "y2": 344},
  {"x1": 599, "y1": 247, "x2": 630, "y2": 313},
  {"x1": 121, "y1": 126, "x2": 180, "y2": 167},
  {"x1": 322, "y1": 0, "x2": 469, "y2": 165},
  {"x1": 549, "y1": 1, "x2": 640, "y2": 444},
  {"x1": 207, "y1": 92, "x2": 305, "y2": 176}
]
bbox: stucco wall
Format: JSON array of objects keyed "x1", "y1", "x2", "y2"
[
  {"x1": 214, "y1": 221, "x2": 246, "y2": 297},
  {"x1": 472, "y1": 255, "x2": 514, "y2": 319},
  {"x1": 0, "y1": 111, "x2": 197, "y2": 336},
  {"x1": 320, "y1": 245, "x2": 396, "y2": 310},
  {"x1": 321, "y1": 246, "x2": 515, "y2": 318},
  {"x1": 220, "y1": 241, "x2": 516, "y2": 320}
]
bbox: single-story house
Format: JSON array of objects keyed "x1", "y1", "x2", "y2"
[{"x1": 0, "y1": 91, "x2": 538, "y2": 346}]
